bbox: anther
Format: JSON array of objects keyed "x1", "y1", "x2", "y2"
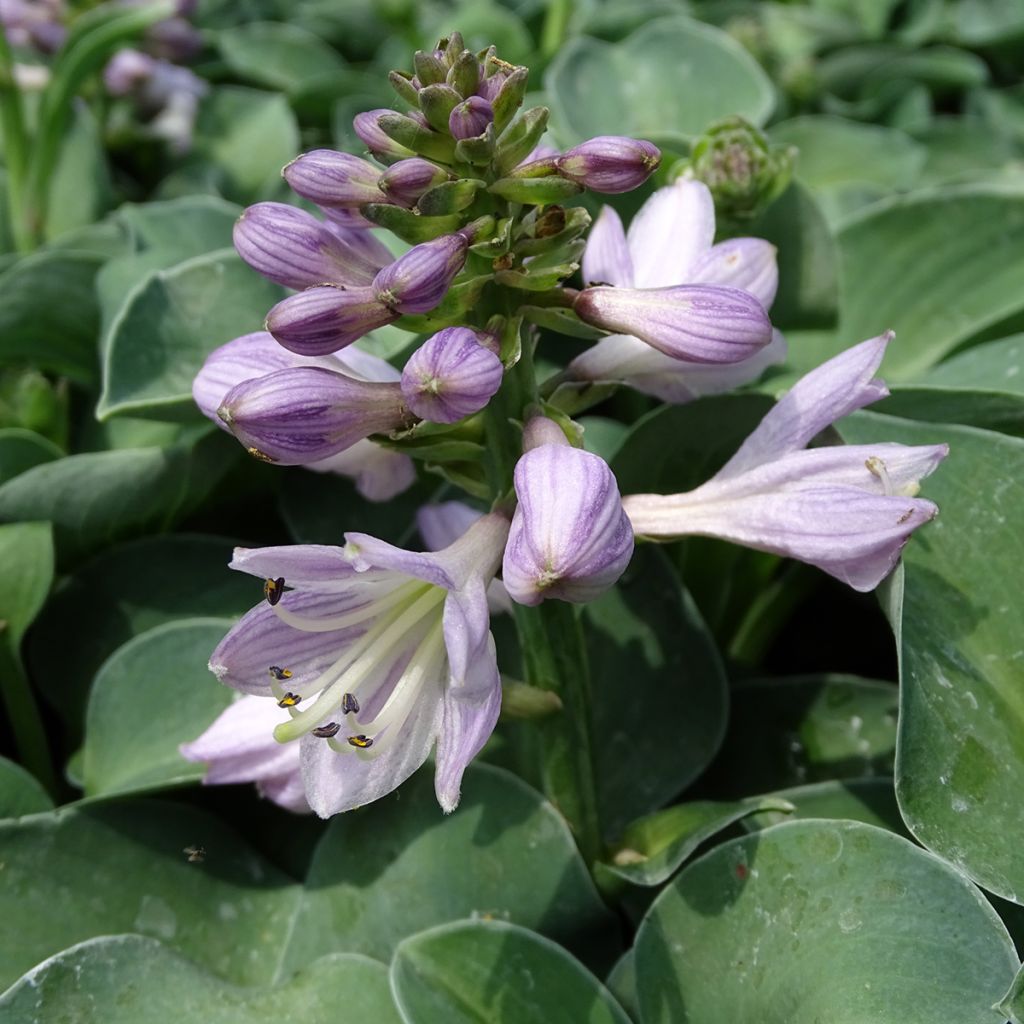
[
  {"x1": 268, "y1": 665, "x2": 293, "y2": 680},
  {"x1": 277, "y1": 692, "x2": 301, "y2": 708},
  {"x1": 247, "y1": 446, "x2": 276, "y2": 463},
  {"x1": 264, "y1": 577, "x2": 286, "y2": 606},
  {"x1": 347, "y1": 734, "x2": 374, "y2": 749},
  {"x1": 864, "y1": 456, "x2": 893, "y2": 496},
  {"x1": 312, "y1": 722, "x2": 341, "y2": 738},
  {"x1": 341, "y1": 693, "x2": 360, "y2": 715}
]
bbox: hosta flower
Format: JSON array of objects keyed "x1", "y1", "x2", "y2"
[
  {"x1": 180, "y1": 695, "x2": 308, "y2": 813},
  {"x1": 283, "y1": 149, "x2": 388, "y2": 209},
  {"x1": 568, "y1": 178, "x2": 785, "y2": 402},
  {"x1": 193, "y1": 331, "x2": 414, "y2": 501},
  {"x1": 622, "y1": 333, "x2": 948, "y2": 591},
  {"x1": 556, "y1": 136, "x2": 661, "y2": 194},
  {"x1": 203, "y1": 511, "x2": 511, "y2": 816},
  {"x1": 502, "y1": 417, "x2": 633, "y2": 605}
]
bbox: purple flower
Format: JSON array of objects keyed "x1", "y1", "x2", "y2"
[
  {"x1": 266, "y1": 286, "x2": 397, "y2": 356},
  {"x1": 373, "y1": 234, "x2": 468, "y2": 314},
  {"x1": 233, "y1": 203, "x2": 388, "y2": 291},
  {"x1": 379, "y1": 158, "x2": 452, "y2": 207},
  {"x1": 180, "y1": 696, "x2": 309, "y2": 813},
  {"x1": 556, "y1": 135, "x2": 661, "y2": 194},
  {"x1": 449, "y1": 96, "x2": 494, "y2": 140},
  {"x1": 218, "y1": 366, "x2": 408, "y2": 465},
  {"x1": 193, "y1": 332, "x2": 415, "y2": 500},
  {"x1": 621, "y1": 334, "x2": 949, "y2": 591},
  {"x1": 401, "y1": 327, "x2": 504, "y2": 424},
  {"x1": 502, "y1": 420, "x2": 633, "y2": 605},
  {"x1": 283, "y1": 149, "x2": 388, "y2": 209},
  {"x1": 574, "y1": 283, "x2": 772, "y2": 365},
  {"x1": 201, "y1": 511, "x2": 512, "y2": 816},
  {"x1": 568, "y1": 179, "x2": 783, "y2": 402}
]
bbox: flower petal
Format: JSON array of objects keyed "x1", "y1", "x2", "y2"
[
  {"x1": 582, "y1": 205, "x2": 635, "y2": 287},
  {"x1": 690, "y1": 237, "x2": 779, "y2": 309},
  {"x1": 627, "y1": 178, "x2": 715, "y2": 288},
  {"x1": 719, "y1": 332, "x2": 892, "y2": 478},
  {"x1": 309, "y1": 441, "x2": 416, "y2": 502}
]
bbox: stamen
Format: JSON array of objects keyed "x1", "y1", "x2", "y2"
[
  {"x1": 268, "y1": 666, "x2": 293, "y2": 680},
  {"x1": 347, "y1": 734, "x2": 374, "y2": 748},
  {"x1": 248, "y1": 447, "x2": 276, "y2": 463},
  {"x1": 342, "y1": 693, "x2": 360, "y2": 715},
  {"x1": 264, "y1": 577, "x2": 286, "y2": 606},
  {"x1": 271, "y1": 580, "x2": 423, "y2": 633},
  {"x1": 312, "y1": 722, "x2": 341, "y2": 738},
  {"x1": 277, "y1": 692, "x2": 301, "y2": 708},
  {"x1": 864, "y1": 456, "x2": 893, "y2": 497}
]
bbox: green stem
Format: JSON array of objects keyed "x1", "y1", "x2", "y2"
[
  {"x1": 22, "y1": 0, "x2": 175, "y2": 244},
  {"x1": 0, "y1": 28, "x2": 33, "y2": 252},
  {"x1": 541, "y1": 0, "x2": 574, "y2": 59},
  {"x1": 728, "y1": 563, "x2": 817, "y2": 666},
  {"x1": 0, "y1": 639, "x2": 57, "y2": 796},
  {"x1": 513, "y1": 600, "x2": 602, "y2": 864}
]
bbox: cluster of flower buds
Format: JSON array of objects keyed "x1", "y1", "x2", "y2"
[{"x1": 187, "y1": 32, "x2": 946, "y2": 820}]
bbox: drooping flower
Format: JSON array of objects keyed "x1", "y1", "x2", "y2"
[
  {"x1": 400, "y1": 326, "x2": 504, "y2": 424},
  {"x1": 193, "y1": 331, "x2": 415, "y2": 501},
  {"x1": 567, "y1": 178, "x2": 785, "y2": 402},
  {"x1": 621, "y1": 333, "x2": 948, "y2": 591},
  {"x1": 204, "y1": 511, "x2": 511, "y2": 816},
  {"x1": 180, "y1": 695, "x2": 308, "y2": 813},
  {"x1": 502, "y1": 417, "x2": 633, "y2": 605}
]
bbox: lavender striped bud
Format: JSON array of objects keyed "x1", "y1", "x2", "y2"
[
  {"x1": 218, "y1": 367, "x2": 407, "y2": 464},
  {"x1": 574, "y1": 284, "x2": 772, "y2": 364},
  {"x1": 557, "y1": 136, "x2": 661, "y2": 194},
  {"x1": 449, "y1": 96, "x2": 494, "y2": 140},
  {"x1": 503, "y1": 430, "x2": 633, "y2": 606},
  {"x1": 353, "y1": 109, "x2": 415, "y2": 161},
  {"x1": 234, "y1": 203, "x2": 384, "y2": 290},
  {"x1": 401, "y1": 327, "x2": 504, "y2": 423},
  {"x1": 378, "y1": 158, "x2": 452, "y2": 207},
  {"x1": 266, "y1": 286, "x2": 397, "y2": 356},
  {"x1": 283, "y1": 150, "x2": 387, "y2": 209},
  {"x1": 372, "y1": 234, "x2": 468, "y2": 314}
]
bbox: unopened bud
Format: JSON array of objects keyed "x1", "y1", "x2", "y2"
[
  {"x1": 556, "y1": 136, "x2": 661, "y2": 194},
  {"x1": 353, "y1": 109, "x2": 415, "y2": 161},
  {"x1": 284, "y1": 150, "x2": 387, "y2": 208},
  {"x1": 574, "y1": 284, "x2": 772, "y2": 364},
  {"x1": 379, "y1": 157, "x2": 452, "y2": 207},
  {"x1": 401, "y1": 327, "x2": 504, "y2": 424},
  {"x1": 266, "y1": 287, "x2": 397, "y2": 356},
  {"x1": 449, "y1": 96, "x2": 494, "y2": 141},
  {"x1": 372, "y1": 234, "x2": 469, "y2": 314}
]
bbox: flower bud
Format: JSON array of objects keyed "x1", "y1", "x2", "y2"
[
  {"x1": 283, "y1": 150, "x2": 387, "y2": 209},
  {"x1": 449, "y1": 96, "x2": 494, "y2": 140},
  {"x1": 218, "y1": 367, "x2": 407, "y2": 464},
  {"x1": 103, "y1": 49, "x2": 154, "y2": 96},
  {"x1": 574, "y1": 284, "x2": 772, "y2": 364},
  {"x1": 503, "y1": 433, "x2": 633, "y2": 606},
  {"x1": 266, "y1": 286, "x2": 397, "y2": 356},
  {"x1": 378, "y1": 157, "x2": 451, "y2": 207},
  {"x1": 556, "y1": 136, "x2": 661, "y2": 194},
  {"x1": 372, "y1": 234, "x2": 468, "y2": 314},
  {"x1": 234, "y1": 203, "x2": 384, "y2": 290},
  {"x1": 353, "y1": 109, "x2": 415, "y2": 161},
  {"x1": 401, "y1": 327, "x2": 504, "y2": 423}
]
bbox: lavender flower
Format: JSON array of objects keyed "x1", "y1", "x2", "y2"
[
  {"x1": 234, "y1": 203, "x2": 389, "y2": 291},
  {"x1": 379, "y1": 158, "x2": 452, "y2": 206},
  {"x1": 180, "y1": 696, "x2": 309, "y2": 813},
  {"x1": 283, "y1": 150, "x2": 388, "y2": 209},
  {"x1": 556, "y1": 136, "x2": 661, "y2": 194},
  {"x1": 0, "y1": 0, "x2": 66, "y2": 53},
  {"x1": 193, "y1": 332, "x2": 415, "y2": 500},
  {"x1": 568, "y1": 179, "x2": 784, "y2": 401},
  {"x1": 621, "y1": 334, "x2": 948, "y2": 591},
  {"x1": 202, "y1": 511, "x2": 511, "y2": 816},
  {"x1": 502, "y1": 418, "x2": 633, "y2": 605},
  {"x1": 353, "y1": 108, "x2": 415, "y2": 161},
  {"x1": 449, "y1": 96, "x2": 494, "y2": 140},
  {"x1": 401, "y1": 327, "x2": 504, "y2": 423}
]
